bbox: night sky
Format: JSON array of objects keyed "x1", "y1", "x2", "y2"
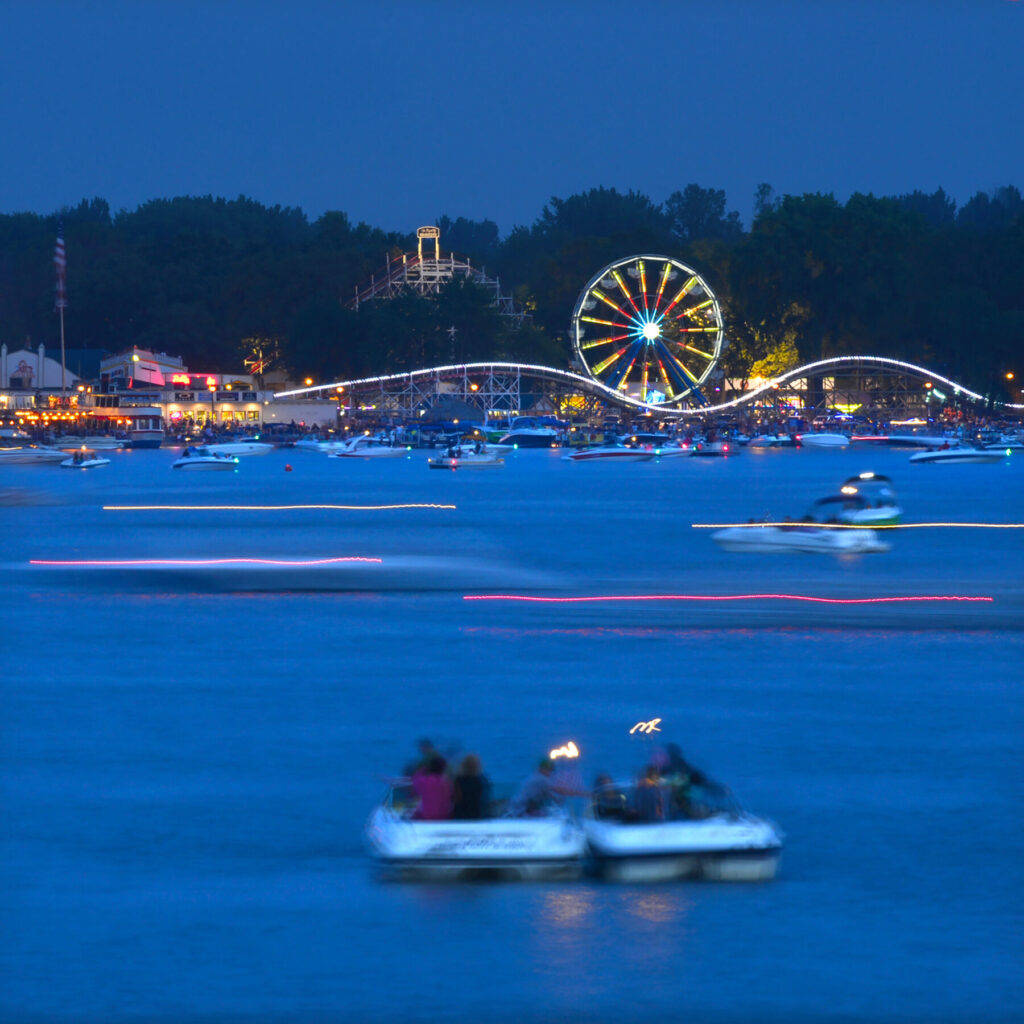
[{"x1": 3, "y1": 0, "x2": 1021, "y2": 233}]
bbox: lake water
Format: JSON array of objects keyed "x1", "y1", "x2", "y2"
[{"x1": 1, "y1": 444, "x2": 1022, "y2": 1024}]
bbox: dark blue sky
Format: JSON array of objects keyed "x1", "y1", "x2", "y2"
[{"x1": 3, "y1": 0, "x2": 1021, "y2": 234}]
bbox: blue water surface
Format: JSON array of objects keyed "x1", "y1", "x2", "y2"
[{"x1": 1, "y1": 445, "x2": 1021, "y2": 1023}]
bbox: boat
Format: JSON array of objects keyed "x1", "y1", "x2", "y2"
[
  {"x1": 202, "y1": 439, "x2": 273, "y2": 457},
  {"x1": 55, "y1": 435, "x2": 124, "y2": 451},
  {"x1": 850, "y1": 433, "x2": 948, "y2": 448},
  {"x1": 328, "y1": 435, "x2": 411, "y2": 459},
  {"x1": 0, "y1": 444, "x2": 70, "y2": 465},
  {"x1": 293, "y1": 438, "x2": 350, "y2": 453},
  {"x1": 712, "y1": 522, "x2": 889, "y2": 553},
  {"x1": 653, "y1": 441, "x2": 694, "y2": 458},
  {"x1": 808, "y1": 472, "x2": 902, "y2": 526},
  {"x1": 747, "y1": 433, "x2": 799, "y2": 448},
  {"x1": 59, "y1": 448, "x2": 111, "y2": 470},
  {"x1": 171, "y1": 446, "x2": 240, "y2": 470},
  {"x1": 692, "y1": 439, "x2": 739, "y2": 457},
  {"x1": 365, "y1": 783, "x2": 586, "y2": 881},
  {"x1": 563, "y1": 444, "x2": 655, "y2": 462},
  {"x1": 908, "y1": 446, "x2": 1005, "y2": 465},
  {"x1": 584, "y1": 778, "x2": 782, "y2": 883},
  {"x1": 497, "y1": 417, "x2": 561, "y2": 449},
  {"x1": 796, "y1": 432, "x2": 849, "y2": 448},
  {"x1": 428, "y1": 444, "x2": 504, "y2": 469}
]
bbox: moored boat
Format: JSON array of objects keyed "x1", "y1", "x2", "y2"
[
  {"x1": 797, "y1": 432, "x2": 849, "y2": 448},
  {"x1": 0, "y1": 444, "x2": 70, "y2": 465},
  {"x1": 908, "y1": 446, "x2": 1005, "y2": 464}
]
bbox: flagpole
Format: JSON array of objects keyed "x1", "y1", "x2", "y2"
[
  {"x1": 60, "y1": 304, "x2": 66, "y2": 396},
  {"x1": 55, "y1": 220, "x2": 68, "y2": 397}
]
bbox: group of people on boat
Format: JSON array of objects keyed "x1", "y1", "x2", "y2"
[{"x1": 397, "y1": 738, "x2": 719, "y2": 824}]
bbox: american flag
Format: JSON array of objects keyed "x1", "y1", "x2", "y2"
[{"x1": 55, "y1": 221, "x2": 68, "y2": 310}]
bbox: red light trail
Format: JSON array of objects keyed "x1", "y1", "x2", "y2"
[{"x1": 463, "y1": 593, "x2": 992, "y2": 605}]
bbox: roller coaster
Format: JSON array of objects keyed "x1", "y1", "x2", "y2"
[{"x1": 276, "y1": 355, "x2": 1023, "y2": 419}]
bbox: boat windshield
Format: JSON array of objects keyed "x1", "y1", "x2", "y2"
[{"x1": 592, "y1": 779, "x2": 741, "y2": 824}]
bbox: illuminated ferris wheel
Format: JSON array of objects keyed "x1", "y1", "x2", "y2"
[{"x1": 571, "y1": 255, "x2": 725, "y2": 407}]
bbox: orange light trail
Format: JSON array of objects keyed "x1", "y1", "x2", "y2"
[
  {"x1": 103, "y1": 503, "x2": 456, "y2": 511},
  {"x1": 463, "y1": 594, "x2": 992, "y2": 605},
  {"x1": 690, "y1": 522, "x2": 1024, "y2": 530},
  {"x1": 31, "y1": 556, "x2": 383, "y2": 566}
]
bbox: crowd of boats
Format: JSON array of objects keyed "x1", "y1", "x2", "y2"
[
  {"x1": 2, "y1": 416, "x2": 1021, "y2": 472},
  {"x1": 366, "y1": 739, "x2": 783, "y2": 884}
]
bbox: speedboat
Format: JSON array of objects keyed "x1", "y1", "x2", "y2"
[
  {"x1": 292, "y1": 437, "x2": 351, "y2": 453},
  {"x1": 202, "y1": 439, "x2": 273, "y2": 457},
  {"x1": 584, "y1": 779, "x2": 782, "y2": 883},
  {"x1": 0, "y1": 444, "x2": 70, "y2": 465},
  {"x1": 747, "y1": 434, "x2": 799, "y2": 449},
  {"x1": 909, "y1": 446, "x2": 1005, "y2": 464},
  {"x1": 328, "y1": 435, "x2": 411, "y2": 459},
  {"x1": 59, "y1": 449, "x2": 111, "y2": 470},
  {"x1": 428, "y1": 445, "x2": 505, "y2": 469},
  {"x1": 171, "y1": 446, "x2": 240, "y2": 470},
  {"x1": 796, "y1": 432, "x2": 849, "y2": 448},
  {"x1": 808, "y1": 472, "x2": 902, "y2": 526},
  {"x1": 365, "y1": 783, "x2": 586, "y2": 881},
  {"x1": 692, "y1": 439, "x2": 739, "y2": 457},
  {"x1": 712, "y1": 522, "x2": 889, "y2": 554},
  {"x1": 563, "y1": 444, "x2": 655, "y2": 462},
  {"x1": 850, "y1": 433, "x2": 948, "y2": 448}
]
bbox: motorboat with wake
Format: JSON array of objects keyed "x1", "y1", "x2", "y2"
[
  {"x1": 712, "y1": 521, "x2": 889, "y2": 554},
  {"x1": 808, "y1": 472, "x2": 902, "y2": 526},
  {"x1": 428, "y1": 443, "x2": 505, "y2": 469},
  {"x1": 584, "y1": 765, "x2": 782, "y2": 882},
  {"x1": 796, "y1": 432, "x2": 849, "y2": 448},
  {"x1": 365, "y1": 782, "x2": 586, "y2": 880},
  {"x1": 909, "y1": 445, "x2": 1005, "y2": 464},
  {"x1": 171, "y1": 446, "x2": 240, "y2": 470},
  {"x1": 563, "y1": 443, "x2": 655, "y2": 462}
]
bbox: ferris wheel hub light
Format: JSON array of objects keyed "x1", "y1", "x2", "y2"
[{"x1": 642, "y1": 322, "x2": 660, "y2": 341}]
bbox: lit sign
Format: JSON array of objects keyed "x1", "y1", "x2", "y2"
[
  {"x1": 549, "y1": 741, "x2": 579, "y2": 760},
  {"x1": 171, "y1": 373, "x2": 191, "y2": 385},
  {"x1": 630, "y1": 718, "x2": 662, "y2": 735}
]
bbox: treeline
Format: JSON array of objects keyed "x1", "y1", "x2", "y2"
[{"x1": 0, "y1": 184, "x2": 1021, "y2": 399}]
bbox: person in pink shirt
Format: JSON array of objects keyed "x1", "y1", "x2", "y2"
[{"x1": 411, "y1": 754, "x2": 453, "y2": 820}]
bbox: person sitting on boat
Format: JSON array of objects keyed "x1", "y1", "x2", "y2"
[
  {"x1": 410, "y1": 753, "x2": 452, "y2": 821},
  {"x1": 508, "y1": 758, "x2": 584, "y2": 817},
  {"x1": 402, "y1": 737, "x2": 440, "y2": 778},
  {"x1": 632, "y1": 764, "x2": 665, "y2": 823},
  {"x1": 592, "y1": 773, "x2": 626, "y2": 820},
  {"x1": 452, "y1": 753, "x2": 491, "y2": 820}
]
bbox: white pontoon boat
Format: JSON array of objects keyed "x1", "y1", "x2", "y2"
[
  {"x1": 909, "y1": 446, "x2": 1005, "y2": 464},
  {"x1": 712, "y1": 522, "x2": 889, "y2": 553}
]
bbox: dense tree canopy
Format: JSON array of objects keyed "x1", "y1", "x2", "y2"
[{"x1": 0, "y1": 183, "x2": 1020, "y2": 400}]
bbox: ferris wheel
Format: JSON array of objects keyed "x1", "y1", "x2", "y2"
[{"x1": 571, "y1": 255, "x2": 725, "y2": 407}]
